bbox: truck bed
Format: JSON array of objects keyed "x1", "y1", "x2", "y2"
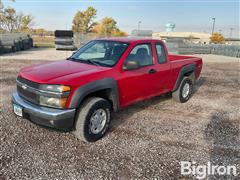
[
  {"x1": 169, "y1": 54, "x2": 199, "y2": 62},
  {"x1": 167, "y1": 54, "x2": 203, "y2": 90}
]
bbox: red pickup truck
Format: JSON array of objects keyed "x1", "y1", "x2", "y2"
[{"x1": 12, "y1": 38, "x2": 202, "y2": 142}]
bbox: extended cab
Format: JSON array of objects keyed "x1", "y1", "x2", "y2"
[{"x1": 12, "y1": 38, "x2": 202, "y2": 142}]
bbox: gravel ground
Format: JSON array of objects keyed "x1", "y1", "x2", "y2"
[
  {"x1": 0, "y1": 49, "x2": 239, "y2": 179},
  {"x1": 0, "y1": 48, "x2": 72, "y2": 61}
]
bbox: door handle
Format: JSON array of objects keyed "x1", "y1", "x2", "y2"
[{"x1": 148, "y1": 69, "x2": 157, "y2": 74}]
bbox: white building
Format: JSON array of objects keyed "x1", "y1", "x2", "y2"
[{"x1": 153, "y1": 32, "x2": 211, "y2": 44}]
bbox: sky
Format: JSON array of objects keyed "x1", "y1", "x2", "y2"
[{"x1": 2, "y1": 0, "x2": 240, "y2": 38}]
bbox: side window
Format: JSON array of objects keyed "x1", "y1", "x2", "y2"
[
  {"x1": 126, "y1": 44, "x2": 153, "y2": 67},
  {"x1": 155, "y1": 43, "x2": 167, "y2": 64}
]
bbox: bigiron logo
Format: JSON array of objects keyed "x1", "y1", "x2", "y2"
[{"x1": 180, "y1": 161, "x2": 238, "y2": 179}]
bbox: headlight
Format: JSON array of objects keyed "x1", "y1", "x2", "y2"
[
  {"x1": 39, "y1": 84, "x2": 71, "y2": 108},
  {"x1": 40, "y1": 85, "x2": 71, "y2": 93},
  {"x1": 39, "y1": 96, "x2": 68, "y2": 108}
]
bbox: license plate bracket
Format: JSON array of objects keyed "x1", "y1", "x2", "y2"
[{"x1": 13, "y1": 104, "x2": 23, "y2": 117}]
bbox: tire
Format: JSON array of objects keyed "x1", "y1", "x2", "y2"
[
  {"x1": 55, "y1": 38, "x2": 73, "y2": 45},
  {"x1": 73, "y1": 97, "x2": 111, "y2": 142},
  {"x1": 55, "y1": 37, "x2": 73, "y2": 42},
  {"x1": 55, "y1": 44, "x2": 76, "y2": 51},
  {"x1": 19, "y1": 41, "x2": 24, "y2": 50},
  {"x1": 25, "y1": 40, "x2": 30, "y2": 49},
  {"x1": 14, "y1": 42, "x2": 20, "y2": 51},
  {"x1": 55, "y1": 30, "x2": 73, "y2": 37},
  {"x1": 172, "y1": 77, "x2": 193, "y2": 103},
  {"x1": 29, "y1": 38, "x2": 33, "y2": 47},
  {"x1": 0, "y1": 46, "x2": 3, "y2": 54},
  {"x1": 11, "y1": 45, "x2": 16, "y2": 52}
]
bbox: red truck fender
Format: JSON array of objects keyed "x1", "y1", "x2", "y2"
[
  {"x1": 173, "y1": 64, "x2": 196, "y2": 92},
  {"x1": 68, "y1": 78, "x2": 119, "y2": 111}
]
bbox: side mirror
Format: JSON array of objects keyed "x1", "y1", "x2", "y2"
[{"x1": 123, "y1": 60, "x2": 140, "y2": 71}]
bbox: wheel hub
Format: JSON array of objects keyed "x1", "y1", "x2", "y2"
[
  {"x1": 182, "y1": 83, "x2": 190, "y2": 98},
  {"x1": 90, "y1": 109, "x2": 107, "y2": 134}
]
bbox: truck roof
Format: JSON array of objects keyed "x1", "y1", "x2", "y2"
[{"x1": 96, "y1": 37, "x2": 162, "y2": 43}]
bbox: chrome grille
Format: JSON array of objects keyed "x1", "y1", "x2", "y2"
[
  {"x1": 17, "y1": 76, "x2": 39, "y2": 89},
  {"x1": 17, "y1": 76, "x2": 40, "y2": 105}
]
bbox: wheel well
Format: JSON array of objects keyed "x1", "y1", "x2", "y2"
[
  {"x1": 80, "y1": 89, "x2": 114, "y2": 110},
  {"x1": 173, "y1": 64, "x2": 196, "y2": 92},
  {"x1": 184, "y1": 70, "x2": 196, "y2": 84}
]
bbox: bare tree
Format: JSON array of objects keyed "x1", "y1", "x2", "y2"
[
  {"x1": 1, "y1": 7, "x2": 18, "y2": 32},
  {"x1": 0, "y1": 0, "x2": 15, "y2": 32},
  {"x1": 0, "y1": 6, "x2": 34, "y2": 32},
  {"x1": 0, "y1": 0, "x2": 15, "y2": 11}
]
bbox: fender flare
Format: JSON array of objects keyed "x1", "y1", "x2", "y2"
[
  {"x1": 68, "y1": 78, "x2": 119, "y2": 111},
  {"x1": 173, "y1": 64, "x2": 196, "y2": 92}
]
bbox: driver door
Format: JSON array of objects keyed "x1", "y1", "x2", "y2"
[{"x1": 118, "y1": 43, "x2": 158, "y2": 107}]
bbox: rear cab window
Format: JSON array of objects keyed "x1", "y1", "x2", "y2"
[{"x1": 155, "y1": 43, "x2": 167, "y2": 64}]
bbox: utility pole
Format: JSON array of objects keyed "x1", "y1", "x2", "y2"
[
  {"x1": 137, "y1": 21, "x2": 141, "y2": 35},
  {"x1": 0, "y1": 0, "x2": 3, "y2": 11},
  {"x1": 211, "y1": 18, "x2": 216, "y2": 35},
  {"x1": 229, "y1": 28, "x2": 234, "y2": 38}
]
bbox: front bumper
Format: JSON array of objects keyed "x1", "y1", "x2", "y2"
[{"x1": 12, "y1": 92, "x2": 76, "y2": 130}]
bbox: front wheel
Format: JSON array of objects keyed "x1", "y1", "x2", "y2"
[
  {"x1": 73, "y1": 97, "x2": 111, "y2": 142},
  {"x1": 172, "y1": 77, "x2": 193, "y2": 103}
]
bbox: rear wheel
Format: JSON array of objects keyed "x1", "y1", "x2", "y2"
[
  {"x1": 73, "y1": 97, "x2": 111, "y2": 142},
  {"x1": 172, "y1": 77, "x2": 193, "y2": 103},
  {"x1": 15, "y1": 42, "x2": 20, "y2": 51}
]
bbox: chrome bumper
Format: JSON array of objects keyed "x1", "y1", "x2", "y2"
[{"x1": 12, "y1": 92, "x2": 76, "y2": 130}]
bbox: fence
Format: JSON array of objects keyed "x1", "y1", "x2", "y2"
[
  {"x1": 210, "y1": 44, "x2": 240, "y2": 57},
  {"x1": 54, "y1": 32, "x2": 100, "y2": 50},
  {"x1": 73, "y1": 33, "x2": 104, "y2": 48},
  {"x1": 166, "y1": 40, "x2": 240, "y2": 58},
  {"x1": 73, "y1": 35, "x2": 240, "y2": 58}
]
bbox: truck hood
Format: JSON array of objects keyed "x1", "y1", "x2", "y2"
[{"x1": 19, "y1": 60, "x2": 110, "y2": 84}]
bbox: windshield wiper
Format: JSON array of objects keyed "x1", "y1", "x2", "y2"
[
  {"x1": 86, "y1": 59, "x2": 101, "y2": 66},
  {"x1": 68, "y1": 57, "x2": 110, "y2": 67},
  {"x1": 67, "y1": 57, "x2": 78, "y2": 61},
  {"x1": 68, "y1": 57, "x2": 89, "y2": 64}
]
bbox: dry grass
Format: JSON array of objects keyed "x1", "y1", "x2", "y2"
[
  {"x1": 32, "y1": 36, "x2": 54, "y2": 43},
  {"x1": 32, "y1": 36, "x2": 55, "y2": 48}
]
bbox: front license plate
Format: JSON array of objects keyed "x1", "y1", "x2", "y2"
[{"x1": 13, "y1": 104, "x2": 23, "y2": 117}]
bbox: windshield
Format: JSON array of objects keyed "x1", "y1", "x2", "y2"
[{"x1": 70, "y1": 40, "x2": 129, "y2": 67}]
